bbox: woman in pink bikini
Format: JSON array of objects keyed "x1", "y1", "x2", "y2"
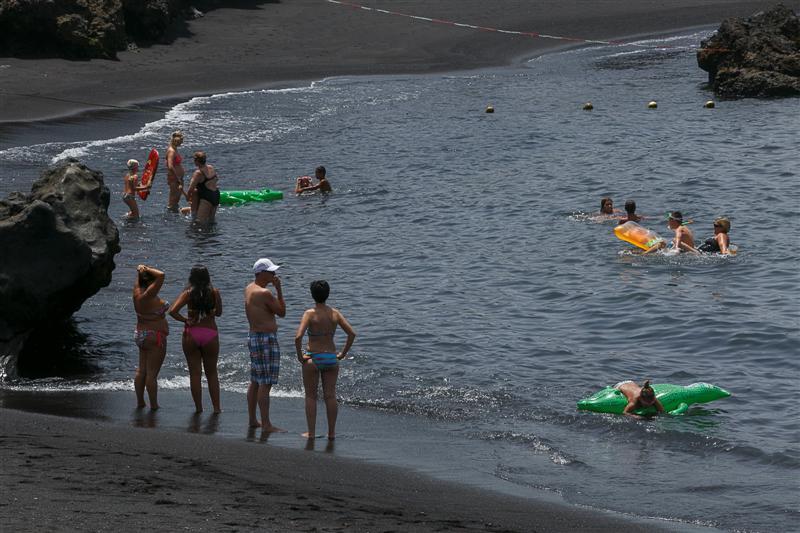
[
  {"x1": 169, "y1": 265, "x2": 223, "y2": 413},
  {"x1": 133, "y1": 265, "x2": 169, "y2": 409},
  {"x1": 166, "y1": 131, "x2": 186, "y2": 211}
]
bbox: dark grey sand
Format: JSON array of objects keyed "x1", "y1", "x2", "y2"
[
  {"x1": 0, "y1": 0, "x2": 783, "y2": 123},
  {"x1": 1, "y1": 405, "x2": 701, "y2": 532}
]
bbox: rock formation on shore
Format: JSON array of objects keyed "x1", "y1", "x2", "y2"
[
  {"x1": 697, "y1": 4, "x2": 800, "y2": 98},
  {"x1": 0, "y1": 160, "x2": 120, "y2": 379},
  {"x1": 0, "y1": 0, "x2": 275, "y2": 60}
]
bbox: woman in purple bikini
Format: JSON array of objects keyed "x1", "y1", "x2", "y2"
[
  {"x1": 133, "y1": 265, "x2": 169, "y2": 409},
  {"x1": 169, "y1": 265, "x2": 223, "y2": 413}
]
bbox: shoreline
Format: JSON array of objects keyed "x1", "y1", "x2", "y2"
[
  {"x1": 0, "y1": 0, "x2": 783, "y2": 124},
  {"x1": 0, "y1": 390, "x2": 713, "y2": 532}
]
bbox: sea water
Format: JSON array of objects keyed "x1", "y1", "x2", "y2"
[{"x1": 0, "y1": 31, "x2": 798, "y2": 531}]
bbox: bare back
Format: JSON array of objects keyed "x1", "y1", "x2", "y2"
[
  {"x1": 304, "y1": 305, "x2": 339, "y2": 353},
  {"x1": 675, "y1": 226, "x2": 695, "y2": 250},
  {"x1": 245, "y1": 282, "x2": 279, "y2": 333}
]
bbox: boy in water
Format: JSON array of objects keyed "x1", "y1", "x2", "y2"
[
  {"x1": 666, "y1": 211, "x2": 698, "y2": 253},
  {"x1": 617, "y1": 200, "x2": 642, "y2": 224}
]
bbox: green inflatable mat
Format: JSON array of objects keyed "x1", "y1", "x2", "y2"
[
  {"x1": 219, "y1": 189, "x2": 283, "y2": 206},
  {"x1": 577, "y1": 382, "x2": 731, "y2": 416}
]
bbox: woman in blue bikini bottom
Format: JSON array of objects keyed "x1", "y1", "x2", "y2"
[{"x1": 295, "y1": 280, "x2": 356, "y2": 440}]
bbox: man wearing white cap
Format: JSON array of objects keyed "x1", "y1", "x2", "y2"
[{"x1": 244, "y1": 258, "x2": 286, "y2": 431}]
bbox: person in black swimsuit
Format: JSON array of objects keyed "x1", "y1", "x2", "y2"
[
  {"x1": 188, "y1": 151, "x2": 220, "y2": 223},
  {"x1": 698, "y1": 217, "x2": 732, "y2": 254}
]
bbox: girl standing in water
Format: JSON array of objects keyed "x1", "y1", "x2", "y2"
[{"x1": 122, "y1": 159, "x2": 150, "y2": 219}]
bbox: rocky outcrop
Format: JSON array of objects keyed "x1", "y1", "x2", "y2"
[
  {"x1": 0, "y1": 160, "x2": 120, "y2": 379},
  {"x1": 697, "y1": 4, "x2": 800, "y2": 98},
  {"x1": 0, "y1": 0, "x2": 276, "y2": 60}
]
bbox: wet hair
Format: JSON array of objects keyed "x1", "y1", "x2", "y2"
[
  {"x1": 641, "y1": 380, "x2": 655, "y2": 400},
  {"x1": 310, "y1": 280, "x2": 330, "y2": 303},
  {"x1": 138, "y1": 269, "x2": 155, "y2": 289},
  {"x1": 600, "y1": 197, "x2": 612, "y2": 210},
  {"x1": 193, "y1": 151, "x2": 207, "y2": 165},
  {"x1": 625, "y1": 200, "x2": 636, "y2": 215},
  {"x1": 668, "y1": 211, "x2": 683, "y2": 223},
  {"x1": 315, "y1": 165, "x2": 326, "y2": 177},
  {"x1": 187, "y1": 265, "x2": 215, "y2": 316}
]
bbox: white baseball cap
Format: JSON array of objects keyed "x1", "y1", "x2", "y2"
[{"x1": 253, "y1": 258, "x2": 280, "y2": 274}]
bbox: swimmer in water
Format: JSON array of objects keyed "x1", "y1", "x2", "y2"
[
  {"x1": 698, "y1": 217, "x2": 732, "y2": 254},
  {"x1": 617, "y1": 200, "x2": 643, "y2": 224},
  {"x1": 666, "y1": 211, "x2": 699, "y2": 253},
  {"x1": 297, "y1": 166, "x2": 332, "y2": 194},
  {"x1": 295, "y1": 175, "x2": 313, "y2": 195},
  {"x1": 599, "y1": 197, "x2": 622, "y2": 216},
  {"x1": 616, "y1": 380, "x2": 664, "y2": 417}
]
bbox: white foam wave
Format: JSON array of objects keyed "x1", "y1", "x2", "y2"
[{"x1": 1, "y1": 376, "x2": 305, "y2": 397}]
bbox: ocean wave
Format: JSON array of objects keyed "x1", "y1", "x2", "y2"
[{"x1": 474, "y1": 430, "x2": 580, "y2": 466}]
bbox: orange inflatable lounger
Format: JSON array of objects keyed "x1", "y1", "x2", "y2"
[{"x1": 614, "y1": 221, "x2": 664, "y2": 251}]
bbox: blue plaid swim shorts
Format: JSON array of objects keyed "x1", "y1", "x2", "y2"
[{"x1": 248, "y1": 332, "x2": 280, "y2": 385}]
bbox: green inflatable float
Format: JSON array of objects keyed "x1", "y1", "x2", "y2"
[
  {"x1": 577, "y1": 382, "x2": 731, "y2": 416},
  {"x1": 219, "y1": 189, "x2": 283, "y2": 206}
]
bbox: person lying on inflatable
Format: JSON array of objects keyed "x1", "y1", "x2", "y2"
[
  {"x1": 578, "y1": 381, "x2": 731, "y2": 416},
  {"x1": 617, "y1": 380, "x2": 663, "y2": 417}
]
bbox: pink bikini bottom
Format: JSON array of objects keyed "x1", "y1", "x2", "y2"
[{"x1": 184, "y1": 326, "x2": 218, "y2": 347}]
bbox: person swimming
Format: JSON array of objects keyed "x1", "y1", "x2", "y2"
[
  {"x1": 297, "y1": 166, "x2": 332, "y2": 194},
  {"x1": 599, "y1": 197, "x2": 622, "y2": 216},
  {"x1": 698, "y1": 217, "x2": 732, "y2": 254},
  {"x1": 615, "y1": 380, "x2": 664, "y2": 417},
  {"x1": 666, "y1": 211, "x2": 698, "y2": 253},
  {"x1": 295, "y1": 175, "x2": 313, "y2": 194},
  {"x1": 617, "y1": 200, "x2": 642, "y2": 224}
]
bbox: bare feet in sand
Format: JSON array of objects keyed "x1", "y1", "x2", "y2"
[{"x1": 263, "y1": 424, "x2": 286, "y2": 433}]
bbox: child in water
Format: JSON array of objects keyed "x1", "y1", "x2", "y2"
[
  {"x1": 295, "y1": 175, "x2": 313, "y2": 195},
  {"x1": 122, "y1": 159, "x2": 151, "y2": 219}
]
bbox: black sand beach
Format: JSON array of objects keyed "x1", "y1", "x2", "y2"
[
  {"x1": 1, "y1": 1, "x2": 793, "y2": 531},
  {"x1": 2, "y1": 402, "x2": 693, "y2": 532},
  {"x1": 0, "y1": 0, "x2": 782, "y2": 123}
]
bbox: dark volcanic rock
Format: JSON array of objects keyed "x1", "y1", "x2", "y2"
[
  {"x1": 0, "y1": 0, "x2": 127, "y2": 59},
  {"x1": 0, "y1": 160, "x2": 120, "y2": 379},
  {"x1": 697, "y1": 4, "x2": 800, "y2": 98},
  {"x1": 0, "y1": 0, "x2": 278, "y2": 60}
]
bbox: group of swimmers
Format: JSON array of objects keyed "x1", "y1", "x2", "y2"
[
  {"x1": 133, "y1": 258, "x2": 356, "y2": 440},
  {"x1": 122, "y1": 131, "x2": 332, "y2": 222},
  {"x1": 599, "y1": 197, "x2": 733, "y2": 255}
]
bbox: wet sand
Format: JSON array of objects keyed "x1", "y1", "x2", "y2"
[
  {"x1": 1, "y1": 396, "x2": 698, "y2": 532},
  {"x1": 0, "y1": 0, "x2": 781, "y2": 123}
]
